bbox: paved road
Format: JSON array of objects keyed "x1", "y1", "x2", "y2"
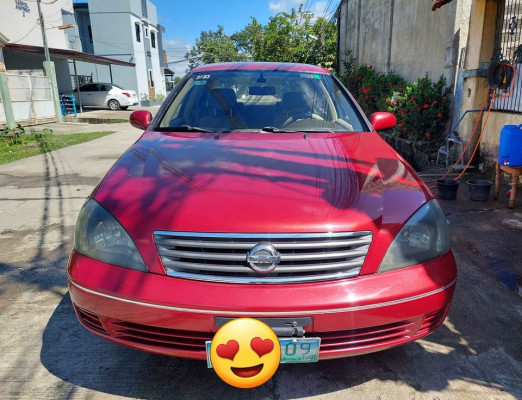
[{"x1": 0, "y1": 124, "x2": 521, "y2": 399}]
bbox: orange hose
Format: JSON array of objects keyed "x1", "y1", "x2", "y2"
[
  {"x1": 426, "y1": 89, "x2": 490, "y2": 184},
  {"x1": 454, "y1": 91, "x2": 496, "y2": 180},
  {"x1": 426, "y1": 63, "x2": 517, "y2": 190}
]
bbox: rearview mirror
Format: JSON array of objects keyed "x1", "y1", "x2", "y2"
[
  {"x1": 371, "y1": 112, "x2": 396, "y2": 131},
  {"x1": 248, "y1": 86, "x2": 276, "y2": 95},
  {"x1": 130, "y1": 110, "x2": 153, "y2": 130}
]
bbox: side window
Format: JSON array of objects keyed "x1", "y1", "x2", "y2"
[
  {"x1": 135, "y1": 23, "x2": 141, "y2": 43},
  {"x1": 151, "y1": 31, "x2": 156, "y2": 48},
  {"x1": 99, "y1": 84, "x2": 111, "y2": 92},
  {"x1": 80, "y1": 84, "x2": 94, "y2": 92}
]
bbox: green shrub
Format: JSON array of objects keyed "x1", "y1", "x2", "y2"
[
  {"x1": 387, "y1": 75, "x2": 452, "y2": 153},
  {"x1": 0, "y1": 124, "x2": 25, "y2": 145},
  {"x1": 340, "y1": 50, "x2": 452, "y2": 154}
]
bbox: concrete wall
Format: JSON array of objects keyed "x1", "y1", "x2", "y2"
[
  {"x1": 53, "y1": 59, "x2": 72, "y2": 92},
  {"x1": 338, "y1": 0, "x2": 459, "y2": 84},
  {"x1": 0, "y1": 0, "x2": 72, "y2": 50}
]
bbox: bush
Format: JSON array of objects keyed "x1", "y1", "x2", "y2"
[
  {"x1": 340, "y1": 51, "x2": 452, "y2": 155},
  {"x1": 0, "y1": 124, "x2": 25, "y2": 145},
  {"x1": 387, "y1": 75, "x2": 452, "y2": 153},
  {"x1": 341, "y1": 51, "x2": 407, "y2": 117}
]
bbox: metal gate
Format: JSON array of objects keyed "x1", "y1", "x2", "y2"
[
  {"x1": 0, "y1": 71, "x2": 56, "y2": 126},
  {"x1": 492, "y1": 0, "x2": 522, "y2": 112}
]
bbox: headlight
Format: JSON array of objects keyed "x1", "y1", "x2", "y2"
[
  {"x1": 75, "y1": 199, "x2": 147, "y2": 271},
  {"x1": 379, "y1": 199, "x2": 450, "y2": 272}
]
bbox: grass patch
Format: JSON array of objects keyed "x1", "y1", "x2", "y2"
[{"x1": 0, "y1": 131, "x2": 115, "y2": 165}]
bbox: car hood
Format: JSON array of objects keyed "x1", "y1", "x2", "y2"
[{"x1": 93, "y1": 131, "x2": 431, "y2": 272}]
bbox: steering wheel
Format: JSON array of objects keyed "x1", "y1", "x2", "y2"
[{"x1": 282, "y1": 112, "x2": 324, "y2": 127}]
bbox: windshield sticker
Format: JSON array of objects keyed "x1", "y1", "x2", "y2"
[
  {"x1": 192, "y1": 80, "x2": 207, "y2": 86},
  {"x1": 300, "y1": 74, "x2": 322, "y2": 80},
  {"x1": 195, "y1": 74, "x2": 211, "y2": 80}
]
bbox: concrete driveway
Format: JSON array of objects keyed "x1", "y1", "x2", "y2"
[{"x1": 0, "y1": 124, "x2": 521, "y2": 399}]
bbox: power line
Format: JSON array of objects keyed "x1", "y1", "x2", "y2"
[{"x1": 11, "y1": 19, "x2": 41, "y2": 44}]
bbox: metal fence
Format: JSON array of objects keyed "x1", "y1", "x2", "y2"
[{"x1": 492, "y1": 0, "x2": 522, "y2": 112}]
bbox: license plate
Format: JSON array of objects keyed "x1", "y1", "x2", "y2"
[
  {"x1": 205, "y1": 337, "x2": 320, "y2": 368},
  {"x1": 279, "y1": 337, "x2": 320, "y2": 363}
]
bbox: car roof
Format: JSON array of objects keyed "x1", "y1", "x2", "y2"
[
  {"x1": 81, "y1": 82, "x2": 115, "y2": 86},
  {"x1": 191, "y1": 62, "x2": 330, "y2": 74}
]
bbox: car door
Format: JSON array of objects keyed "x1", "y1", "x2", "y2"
[
  {"x1": 96, "y1": 84, "x2": 112, "y2": 107},
  {"x1": 79, "y1": 84, "x2": 99, "y2": 106}
]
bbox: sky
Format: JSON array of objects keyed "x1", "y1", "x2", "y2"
[{"x1": 153, "y1": 0, "x2": 338, "y2": 76}]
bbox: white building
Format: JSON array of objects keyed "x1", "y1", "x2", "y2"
[
  {"x1": 0, "y1": 0, "x2": 166, "y2": 105},
  {"x1": 74, "y1": 0, "x2": 167, "y2": 102}
]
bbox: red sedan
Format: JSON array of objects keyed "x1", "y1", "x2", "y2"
[{"x1": 68, "y1": 62, "x2": 456, "y2": 362}]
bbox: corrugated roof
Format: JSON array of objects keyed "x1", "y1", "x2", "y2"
[{"x1": 5, "y1": 43, "x2": 135, "y2": 67}]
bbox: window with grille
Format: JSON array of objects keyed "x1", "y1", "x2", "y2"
[{"x1": 492, "y1": 0, "x2": 522, "y2": 112}]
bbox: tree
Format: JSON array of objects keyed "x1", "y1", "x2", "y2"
[
  {"x1": 185, "y1": 6, "x2": 337, "y2": 70},
  {"x1": 185, "y1": 25, "x2": 247, "y2": 70}
]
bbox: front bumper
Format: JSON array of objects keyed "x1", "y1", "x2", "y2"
[{"x1": 68, "y1": 250, "x2": 457, "y2": 360}]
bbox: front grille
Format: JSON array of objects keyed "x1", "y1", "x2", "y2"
[
  {"x1": 417, "y1": 308, "x2": 447, "y2": 335},
  {"x1": 154, "y1": 231, "x2": 373, "y2": 284},
  {"x1": 315, "y1": 320, "x2": 415, "y2": 352},
  {"x1": 106, "y1": 319, "x2": 415, "y2": 355},
  {"x1": 110, "y1": 320, "x2": 211, "y2": 352},
  {"x1": 74, "y1": 305, "x2": 109, "y2": 335}
]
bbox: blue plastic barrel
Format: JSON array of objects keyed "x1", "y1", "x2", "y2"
[{"x1": 498, "y1": 124, "x2": 522, "y2": 167}]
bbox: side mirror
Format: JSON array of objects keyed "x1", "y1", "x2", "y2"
[
  {"x1": 371, "y1": 112, "x2": 396, "y2": 131},
  {"x1": 130, "y1": 110, "x2": 153, "y2": 130}
]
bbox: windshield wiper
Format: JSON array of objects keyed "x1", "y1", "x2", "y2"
[
  {"x1": 295, "y1": 128, "x2": 335, "y2": 133},
  {"x1": 261, "y1": 126, "x2": 335, "y2": 133},
  {"x1": 158, "y1": 125, "x2": 213, "y2": 133},
  {"x1": 261, "y1": 126, "x2": 298, "y2": 133}
]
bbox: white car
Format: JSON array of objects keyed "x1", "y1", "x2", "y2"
[{"x1": 71, "y1": 83, "x2": 139, "y2": 110}]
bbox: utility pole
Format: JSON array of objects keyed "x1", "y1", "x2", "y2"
[
  {"x1": 36, "y1": 0, "x2": 63, "y2": 121},
  {"x1": 36, "y1": 0, "x2": 50, "y2": 62}
]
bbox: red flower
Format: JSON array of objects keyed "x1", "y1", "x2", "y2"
[
  {"x1": 425, "y1": 133, "x2": 431, "y2": 138},
  {"x1": 410, "y1": 97, "x2": 415, "y2": 102},
  {"x1": 365, "y1": 96, "x2": 370, "y2": 100},
  {"x1": 437, "y1": 113, "x2": 443, "y2": 118},
  {"x1": 399, "y1": 123, "x2": 404, "y2": 127},
  {"x1": 349, "y1": 74, "x2": 354, "y2": 78},
  {"x1": 433, "y1": 100, "x2": 438, "y2": 105},
  {"x1": 362, "y1": 87, "x2": 369, "y2": 94},
  {"x1": 423, "y1": 104, "x2": 429, "y2": 109},
  {"x1": 357, "y1": 76, "x2": 362, "y2": 81},
  {"x1": 369, "y1": 64, "x2": 373, "y2": 69}
]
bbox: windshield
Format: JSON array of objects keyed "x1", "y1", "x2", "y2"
[{"x1": 156, "y1": 70, "x2": 367, "y2": 133}]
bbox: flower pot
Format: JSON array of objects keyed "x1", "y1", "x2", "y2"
[
  {"x1": 467, "y1": 180, "x2": 492, "y2": 201},
  {"x1": 436, "y1": 179, "x2": 459, "y2": 200}
]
